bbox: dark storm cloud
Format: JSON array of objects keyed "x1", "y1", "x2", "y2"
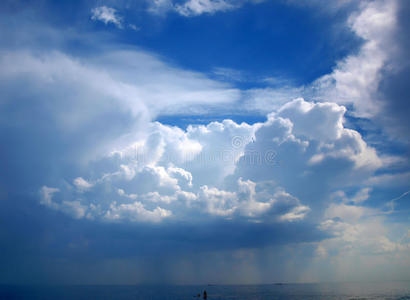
[
  {"x1": 378, "y1": 0, "x2": 410, "y2": 142},
  {"x1": 0, "y1": 190, "x2": 327, "y2": 284},
  {"x1": 0, "y1": 192, "x2": 327, "y2": 259}
]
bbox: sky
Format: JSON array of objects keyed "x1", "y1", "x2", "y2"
[{"x1": 0, "y1": 0, "x2": 409, "y2": 285}]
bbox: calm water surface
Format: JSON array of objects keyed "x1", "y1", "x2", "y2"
[{"x1": 1, "y1": 281, "x2": 409, "y2": 300}]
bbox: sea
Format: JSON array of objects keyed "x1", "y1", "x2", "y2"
[{"x1": 0, "y1": 282, "x2": 409, "y2": 300}]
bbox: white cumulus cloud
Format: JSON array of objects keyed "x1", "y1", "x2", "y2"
[{"x1": 38, "y1": 98, "x2": 382, "y2": 225}]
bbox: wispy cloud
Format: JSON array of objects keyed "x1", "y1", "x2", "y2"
[
  {"x1": 212, "y1": 67, "x2": 244, "y2": 82},
  {"x1": 128, "y1": 24, "x2": 140, "y2": 31},
  {"x1": 91, "y1": 6, "x2": 123, "y2": 28},
  {"x1": 148, "y1": 0, "x2": 243, "y2": 16},
  {"x1": 175, "y1": 0, "x2": 237, "y2": 16}
]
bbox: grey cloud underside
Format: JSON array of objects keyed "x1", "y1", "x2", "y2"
[
  {"x1": 0, "y1": 191, "x2": 325, "y2": 285},
  {"x1": 0, "y1": 198, "x2": 326, "y2": 260},
  {"x1": 0, "y1": 201, "x2": 326, "y2": 284}
]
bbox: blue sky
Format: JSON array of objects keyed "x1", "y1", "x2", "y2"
[{"x1": 0, "y1": 0, "x2": 409, "y2": 284}]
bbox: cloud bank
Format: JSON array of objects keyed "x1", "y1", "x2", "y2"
[{"x1": 0, "y1": 0, "x2": 409, "y2": 284}]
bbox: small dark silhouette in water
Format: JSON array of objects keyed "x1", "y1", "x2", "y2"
[{"x1": 203, "y1": 289, "x2": 207, "y2": 299}]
